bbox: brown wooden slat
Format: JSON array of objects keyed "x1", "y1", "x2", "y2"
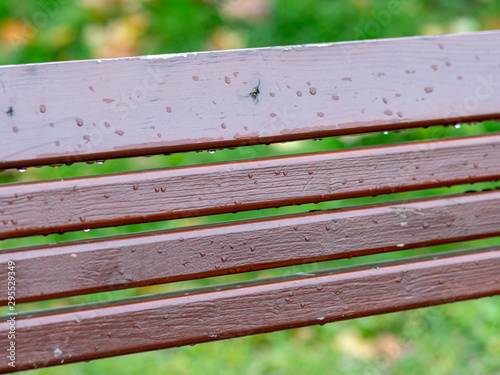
[
  {"x1": 1, "y1": 133, "x2": 500, "y2": 239},
  {"x1": 2, "y1": 189, "x2": 500, "y2": 304},
  {"x1": 1, "y1": 249, "x2": 499, "y2": 372},
  {"x1": 1, "y1": 31, "x2": 499, "y2": 169}
]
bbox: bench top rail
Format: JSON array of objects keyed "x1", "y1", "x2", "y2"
[{"x1": 1, "y1": 31, "x2": 499, "y2": 169}]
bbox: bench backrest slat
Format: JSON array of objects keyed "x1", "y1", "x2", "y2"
[
  {"x1": 1, "y1": 31, "x2": 499, "y2": 169},
  {"x1": 1, "y1": 189, "x2": 500, "y2": 304},
  {"x1": 2, "y1": 133, "x2": 500, "y2": 239},
  {"x1": 3, "y1": 249, "x2": 500, "y2": 372}
]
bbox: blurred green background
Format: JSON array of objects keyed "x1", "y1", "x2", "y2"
[{"x1": 1, "y1": 0, "x2": 500, "y2": 374}]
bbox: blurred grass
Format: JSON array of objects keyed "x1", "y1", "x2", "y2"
[{"x1": 1, "y1": 0, "x2": 500, "y2": 374}]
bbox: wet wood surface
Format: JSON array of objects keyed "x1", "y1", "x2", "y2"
[
  {"x1": 1, "y1": 249, "x2": 499, "y2": 372},
  {"x1": 1, "y1": 190, "x2": 499, "y2": 304},
  {"x1": 1, "y1": 31, "x2": 500, "y2": 373},
  {"x1": 1, "y1": 134, "x2": 500, "y2": 239},
  {"x1": 1, "y1": 31, "x2": 499, "y2": 169}
]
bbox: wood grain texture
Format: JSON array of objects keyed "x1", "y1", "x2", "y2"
[
  {"x1": 1, "y1": 249, "x2": 499, "y2": 372},
  {"x1": 1, "y1": 31, "x2": 500, "y2": 372},
  {"x1": 1, "y1": 133, "x2": 500, "y2": 239},
  {"x1": 1, "y1": 31, "x2": 499, "y2": 169},
  {"x1": 2, "y1": 190, "x2": 500, "y2": 304}
]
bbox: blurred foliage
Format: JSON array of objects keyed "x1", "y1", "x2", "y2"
[
  {"x1": 1, "y1": 0, "x2": 500, "y2": 64},
  {"x1": 1, "y1": 0, "x2": 500, "y2": 374}
]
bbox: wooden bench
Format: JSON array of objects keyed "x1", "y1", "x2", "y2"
[{"x1": 1, "y1": 30, "x2": 500, "y2": 372}]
